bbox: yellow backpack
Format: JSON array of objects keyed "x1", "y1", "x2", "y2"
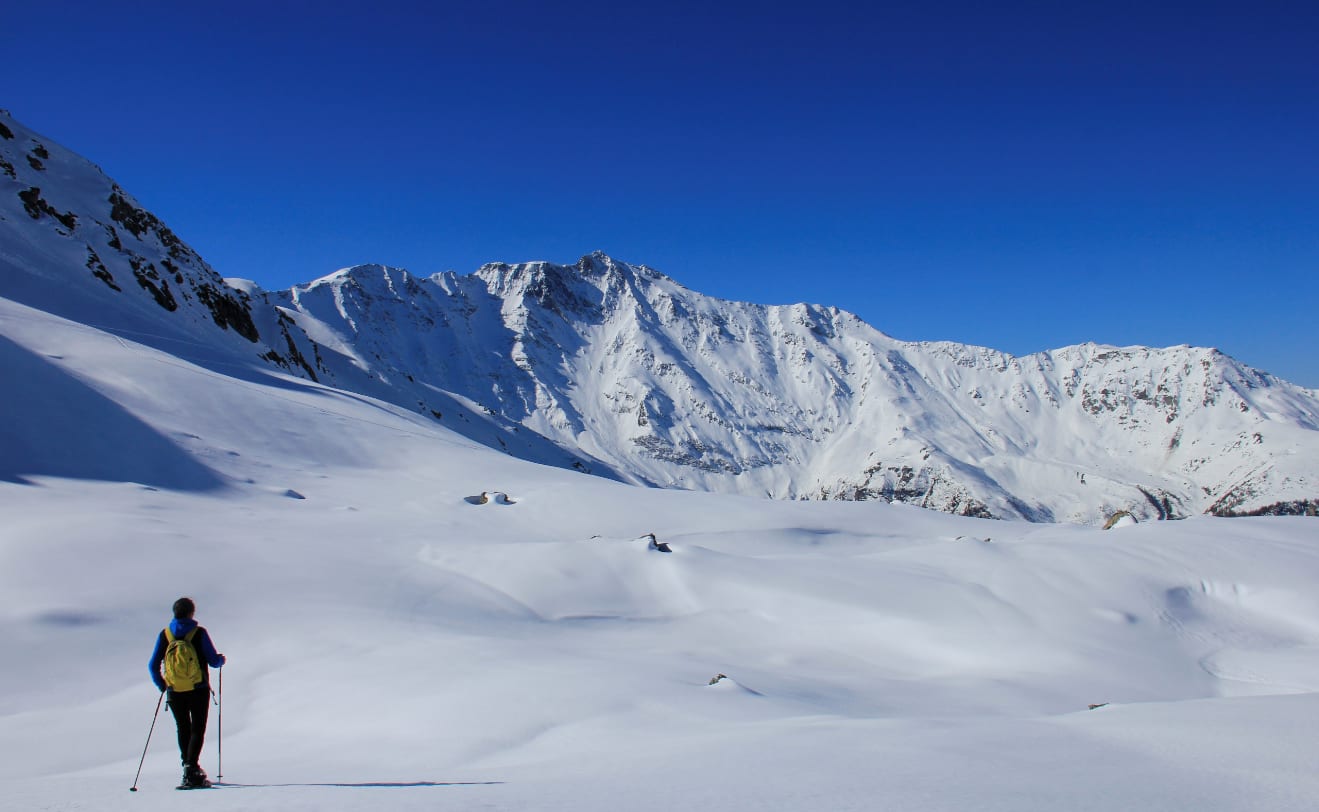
[{"x1": 163, "y1": 628, "x2": 204, "y2": 691}]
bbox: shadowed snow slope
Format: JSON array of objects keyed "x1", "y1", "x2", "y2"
[{"x1": 2, "y1": 296, "x2": 1319, "y2": 811}]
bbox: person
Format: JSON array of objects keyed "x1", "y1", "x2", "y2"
[{"x1": 149, "y1": 597, "x2": 225, "y2": 788}]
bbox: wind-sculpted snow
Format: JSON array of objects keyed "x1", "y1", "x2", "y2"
[{"x1": 3, "y1": 109, "x2": 1318, "y2": 523}]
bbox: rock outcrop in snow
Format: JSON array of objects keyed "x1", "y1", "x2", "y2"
[{"x1": 4, "y1": 109, "x2": 1318, "y2": 523}]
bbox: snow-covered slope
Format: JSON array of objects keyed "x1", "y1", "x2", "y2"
[
  {"x1": 0, "y1": 110, "x2": 600, "y2": 476},
  {"x1": 3, "y1": 289, "x2": 1319, "y2": 811},
  {"x1": 4, "y1": 108, "x2": 1318, "y2": 523},
  {"x1": 0, "y1": 110, "x2": 274, "y2": 356}
]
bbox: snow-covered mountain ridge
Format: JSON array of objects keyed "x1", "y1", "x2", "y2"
[
  {"x1": 3, "y1": 109, "x2": 1317, "y2": 522},
  {"x1": 276, "y1": 256, "x2": 1319, "y2": 522}
]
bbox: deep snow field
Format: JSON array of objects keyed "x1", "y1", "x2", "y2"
[{"x1": 3, "y1": 297, "x2": 1319, "y2": 811}]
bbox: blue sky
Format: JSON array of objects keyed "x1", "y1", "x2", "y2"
[{"x1": 8, "y1": 1, "x2": 1319, "y2": 385}]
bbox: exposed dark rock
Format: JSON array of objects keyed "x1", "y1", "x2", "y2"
[
  {"x1": 832, "y1": 461, "x2": 997, "y2": 518},
  {"x1": 107, "y1": 188, "x2": 152, "y2": 239},
  {"x1": 1206, "y1": 477, "x2": 1266, "y2": 516},
  {"x1": 465, "y1": 491, "x2": 515, "y2": 505},
  {"x1": 1137, "y1": 487, "x2": 1183, "y2": 520},
  {"x1": 195, "y1": 282, "x2": 259, "y2": 342},
  {"x1": 1213, "y1": 499, "x2": 1319, "y2": 518},
  {"x1": 85, "y1": 246, "x2": 120, "y2": 291},
  {"x1": 18, "y1": 187, "x2": 43, "y2": 219},
  {"x1": 0, "y1": 120, "x2": 14, "y2": 140},
  {"x1": 128, "y1": 255, "x2": 178, "y2": 311},
  {"x1": 261, "y1": 313, "x2": 317, "y2": 380},
  {"x1": 632, "y1": 435, "x2": 747, "y2": 473},
  {"x1": 17, "y1": 187, "x2": 77, "y2": 230},
  {"x1": 524, "y1": 263, "x2": 600, "y2": 318},
  {"x1": 107, "y1": 186, "x2": 194, "y2": 260}
]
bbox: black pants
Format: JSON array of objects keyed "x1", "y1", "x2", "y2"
[{"x1": 168, "y1": 687, "x2": 210, "y2": 768}]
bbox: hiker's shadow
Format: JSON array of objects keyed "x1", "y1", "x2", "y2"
[{"x1": 217, "y1": 780, "x2": 502, "y2": 789}]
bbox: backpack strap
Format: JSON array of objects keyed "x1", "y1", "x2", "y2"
[{"x1": 163, "y1": 627, "x2": 198, "y2": 644}]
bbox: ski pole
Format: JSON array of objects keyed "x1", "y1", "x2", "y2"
[
  {"x1": 129, "y1": 690, "x2": 165, "y2": 792},
  {"x1": 217, "y1": 668, "x2": 223, "y2": 783}
]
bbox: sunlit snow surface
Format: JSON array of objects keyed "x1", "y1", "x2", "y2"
[{"x1": 2, "y1": 299, "x2": 1318, "y2": 811}]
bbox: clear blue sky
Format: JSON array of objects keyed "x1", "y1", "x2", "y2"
[{"x1": 8, "y1": 1, "x2": 1319, "y2": 386}]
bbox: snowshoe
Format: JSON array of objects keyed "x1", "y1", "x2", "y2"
[{"x1": 178, "y1": 765, "x2": 212, "y2": 789}]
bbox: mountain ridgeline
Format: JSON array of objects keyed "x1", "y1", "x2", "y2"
[{"x1": 3, "y1": 109, "x2": 1317, "y2": 523}]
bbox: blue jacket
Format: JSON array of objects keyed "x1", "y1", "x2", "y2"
[{"x1": 149, "y1": 617, "x2": 225, "y2": 692}]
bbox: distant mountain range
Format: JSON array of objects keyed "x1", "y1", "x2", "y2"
[{"x1": 4, "y1": 109, "x2": 1317, "y2": 523}]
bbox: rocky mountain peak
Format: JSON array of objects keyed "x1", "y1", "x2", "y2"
[{"x1": 5, "y1": 109, "x2": 1318, "y2": 523}]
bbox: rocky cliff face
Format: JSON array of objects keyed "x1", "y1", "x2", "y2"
[{"x1": 5, "y1": 110, "x2": 1318, "y2": 523}]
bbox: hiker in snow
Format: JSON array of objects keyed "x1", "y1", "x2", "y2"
[{"x1": 149, "y1": 597, "x2": 225, "y2": 789}]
